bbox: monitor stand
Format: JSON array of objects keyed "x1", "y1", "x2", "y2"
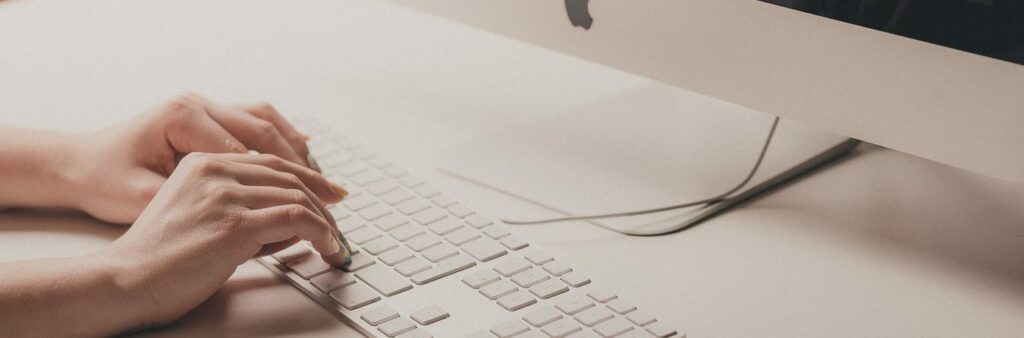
[{"x1": 435, "y1": 84, "x2": 859, "y2": 235}]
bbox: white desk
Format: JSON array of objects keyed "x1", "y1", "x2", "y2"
[{"x1": 1, "y1": 1, "x2": 1023, "y2": 337}]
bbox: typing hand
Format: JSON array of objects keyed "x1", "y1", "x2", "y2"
[
  {"x1": 67, "y1": 93, "x2": 346, "y2": 224},
  {"x1": 96, "y1": 152, "x2": 350, "y2": 328}
]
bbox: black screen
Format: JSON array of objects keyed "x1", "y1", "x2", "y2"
[{"x1": 760, "y1": 0, "x2": 1024, "y2": 65}]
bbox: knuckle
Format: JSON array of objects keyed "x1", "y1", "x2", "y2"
[
  {"x1": 284, "y1": 204, "x2": 311, "y2": 222},
  {"x1": 257, "y1": 153, "x2": 284, "y2": 166},
  {"x1": 283, "y1": 173, "x2": 303, "y2": 186},
  {"x1": 286, "y1": 189, "x2": 307, "y2": 205},
  {"x1": 209, "y1": 183, "x2": 236, "y2": 200}
]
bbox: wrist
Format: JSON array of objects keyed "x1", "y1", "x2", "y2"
[{"x1": 83, "y1": 248, "x2": 154, "y2": 334}]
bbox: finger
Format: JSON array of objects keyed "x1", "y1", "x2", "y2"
[
  {"x1": 245, "y1": 205, "x2": 347, "y2": 266},
  {"x1": 215, "y1": 152, "x2": 346, "y2": 203},
  {"x1": 232, "y1": 103, "x2": 311, "y2": 160},
  {"x1": 162, "y1": 99, "x2": 248, "y2": 155},
  {"x1": 227, "y1": 161, "x2": 350, "y2": 260},
  {"x1": 205, "y1": 109, "x2": 307, "y2": 166},
  {"x1": 254, "y1": 237, "x2": 301, "y2": 257}
]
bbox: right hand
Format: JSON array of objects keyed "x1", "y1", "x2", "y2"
[{"x1": 96, "y1": 152, "x2": 350, "y2": 328}]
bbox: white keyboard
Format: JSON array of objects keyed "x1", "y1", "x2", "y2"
[{"x1": 256, "y1": 119, "x2": 683, "y2": 338}]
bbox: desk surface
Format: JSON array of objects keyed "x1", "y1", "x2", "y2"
[{"x1": 1, "y1": 1, "x2": 1023, "y2": 337}]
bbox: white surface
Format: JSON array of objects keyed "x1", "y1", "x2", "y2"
[
  {"x1": 0, "y1": 1, "x2": 1023, "y2": 337},
  {"x1": 392, "y1": 0, "x2": 1024, "y2": 183},
  {"x1": 435, "y1": 83, "x2": 850, "y2": 232}
]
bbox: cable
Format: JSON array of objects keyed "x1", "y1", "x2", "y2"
[{"x1": 501, "y1": 116, "x2": 781, "y2": 236}]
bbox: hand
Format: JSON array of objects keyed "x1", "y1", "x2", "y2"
[
  {"x1": 66, "y1": 93, "x2": 346, "y2": 224},
  {"x1": 97, "y1": 152, "x2": 350, "y2": 328}
]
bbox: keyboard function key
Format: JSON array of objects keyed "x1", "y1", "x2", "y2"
[
  {"x1": 410, "y1": 304, "x2": 449, "y2": 325},
  {"x1": 361, "y1": 305, "x2": 400, "y2": 325},
  {"x1": 329, "y1": 283, "x2": 381, "y2": 310}
]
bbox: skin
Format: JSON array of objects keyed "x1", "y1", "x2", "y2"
[{"x1": 0, "y1": 94, "x2": 351, "y2": 337}]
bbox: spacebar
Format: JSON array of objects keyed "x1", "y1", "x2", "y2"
[{"x1": 411, "y1": 255, "x2": 476, "y2": 285}]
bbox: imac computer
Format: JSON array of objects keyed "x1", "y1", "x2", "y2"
[{"x1": 389, "y1": 0, "x2": 1024, "y2": 232}]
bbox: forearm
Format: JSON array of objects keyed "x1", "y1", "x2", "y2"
[
  {"x1": 0, "y1": 252, "x2": 146, "y2": 337},
  {"x1": 0, "y1": 127, "x2": 84, "y2": 209}
]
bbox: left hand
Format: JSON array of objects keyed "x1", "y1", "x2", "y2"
[{"x1": 65, "y1": 93, "x2": 346, "y2": 224}]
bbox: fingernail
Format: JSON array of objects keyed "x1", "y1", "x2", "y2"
[
  {"x1": 329, "y1": 181, "x2": 349, "y2": 199},
  {"x1": 299, "y1": 133, "x2": 312, "y2": 142},
  {"x1": 329, "y1": 239, "x2": 341, "y2": 255}
]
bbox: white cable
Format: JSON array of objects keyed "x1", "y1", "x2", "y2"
[{"x1": 501, "y1": 116, "x2": 781, "y2": 236}]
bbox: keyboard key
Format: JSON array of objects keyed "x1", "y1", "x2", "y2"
[
  {"x1": 556, "y1": 296, "x2": 595, "y2": 315},
  {"x1": 593, "y1": 318, "x2": 633, "y2": 337},
  {"x1": 494, "y1": 258, "x2": 533, "y2": 277},
  {"x1": 518, "y1": 331, "x2": 547, "y2": 338},
  {"x1": 480, "y1": 279, "x2": 517, "y2": 300},
  {"x1": 365, "y1": 180, "x2": 399, "y2": 195},
  {"x1": 378, "y1": 317, "x2": 417, "y2": 337},
  {"x1": 356, "y1": 264, "x2": 413, "y2": 296},
  {"x1": 286, "y1": 255, "x2": 333, "y2": 280},
  {"x1": 410, "y1": 305, "x2": 449, "y2": 325},
  {"x1": 490, "y1": 319, "x2": 530, "y2": 337},
  {"x1": 561, "y1": 271, "x2": 591, "y2": 287},
  {"x1": 574, "y1": 306, "x2": 614, "y2": 326},
  {"x1": 500, "y1": 236, "x2": 529, "y2": 251},
  {"x1": 360, "y1": 204, "x2": 393, "y2": 221},
  {"x1": 394, "y1": 256, "x2": 431, "y2": 276},
  {"x1": 430, "y1": 195, "x2": 457, "y2": 208},
  {"x1": 482, "y1": 225, "x2": 511, "y2": 239},
  {"x1": 625, "y1": 310, "x2": 656, "y2": 326},
  {"x1": 361, "y1": 305, "x2": 400, "y2": 325},
  {"x1": 566, "y1": 330, "x2": 603, "y2": 338},
  {"x1": 414, "y1": 185, "x2": 441, "y2": 198},
  {"x1": 644, "y1": 322, "x2": 677, "y2": 338},
  {"x1": 383, "y1": 166, "x2": 407, "y2": 178},
  {"x1": 426, "y1": 218, "x2": 463, "y2": 235},
  {"x1": 444, "y1": 227, "x2": 481, "y2": 246},
  {"x1": 310, "y1": 270, "x2": 357, "y2": 293},
  {"x1": 462, "y1": 238, "x2": 508, "y2": 262},
  {"x1": 447, "y1": 203, "x2": 475, "y2": 218},
  {"x1": 345, "y1": 252, "x2": 376, "y2": 272},
  {"x1": 351, "y1": 147, "x2": 376, "y2": 159},
  {"x1": 406, "y1": 234, "x2": 442, "y2": 252},
  {"x1": 381, "y1": 189, "x2": 415, "y2": 205},
  {"x1": 524, "y1": 251, "x2": 555, "y2": 265},
  {"x1": 465, "y1": 214, "x2": 493, "y2": 228},
  {"x1": 542, "y1": 261, "x2": 573, "y2": 276},
  {"x1": 412, "y1": 208, "x2": 447, "y2": 225},
  {"x1": 462, "y1": 269, "x2": 501, "y2": 289},
  {"x1": 329, "y1": 283, "x2": 380, "y2": 310},
  {"x1": 347, "y1": 227, "x2": 383, "y2": 245},
  {"x1": 422, "y1": 243, "x2": 458, "y2": 262},
  {"x1": 511, "y1": 268, "x2": 550, "y2": 288},
  {"x1": 272, "y1": 244, "x2": 310, "y2": 264},
  {"x1": 586, "y1": 287, "x2": 618, "y2": 303},
  {"x1": 363, "y1": 236, "x2": 399, "y2": 255},
  {"x1": 529, "y1": 278, "x2": 570, "y2": 299},
  {"x1": 606, "y1": 298, "x2": 637, "y2": 315},
  {"x1": 542, "y1": 318, "x2": 583, "y2": 338},
  {"x1": 336, "y1": 216, "x2": 367, "y2": 233},
  {"x1": 390, "y1": 223, "x2": 426, "y2": 241},
  {"x1": 410, "y1": 254, "x2": 476, "y2": 285},
  {"x1": 523, "y1": 307, "x2": 564, "y2": 327},
  {"x1": 379, "y1": 246, "x2": 415, "y2": 265},
  {"x1": 497, "y1": 290, "x2": 537, "y2": 311},
  {"x1": 396, "y1": 328, "x2": 433, "y2": 338},
  {"x1": 375, "y1": 213, "x2": 409, "y2": 231},
  {"x1": 367, "y1": 157, "x2": 392, "y2": 168},
  {"x1": 396, "y1": 199, "x2": 430, "y2": 215},
  {"x1": 466, "y1": 332, "x2": 492, "y2": 338},
  {"x1": 351, "y1": 171, "x2": 385, "y2": 186},
  {"x1": 343, "y1": 194, "x2": 377, "y2": 211},
  {"x1": 336, "y1": 161, "x2": 370, "y2": 177},
  {"x1": 398, "y1": 175, "x2": 424, "y2": 188}
]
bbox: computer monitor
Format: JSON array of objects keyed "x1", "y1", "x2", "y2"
[{"x1": 389, "y1": 0, "x2": 1024, "y2": 183}]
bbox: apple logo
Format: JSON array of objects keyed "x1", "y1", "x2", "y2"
[{"x1": 565, "y1": 0, "x2": 593, "y2": 29}]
